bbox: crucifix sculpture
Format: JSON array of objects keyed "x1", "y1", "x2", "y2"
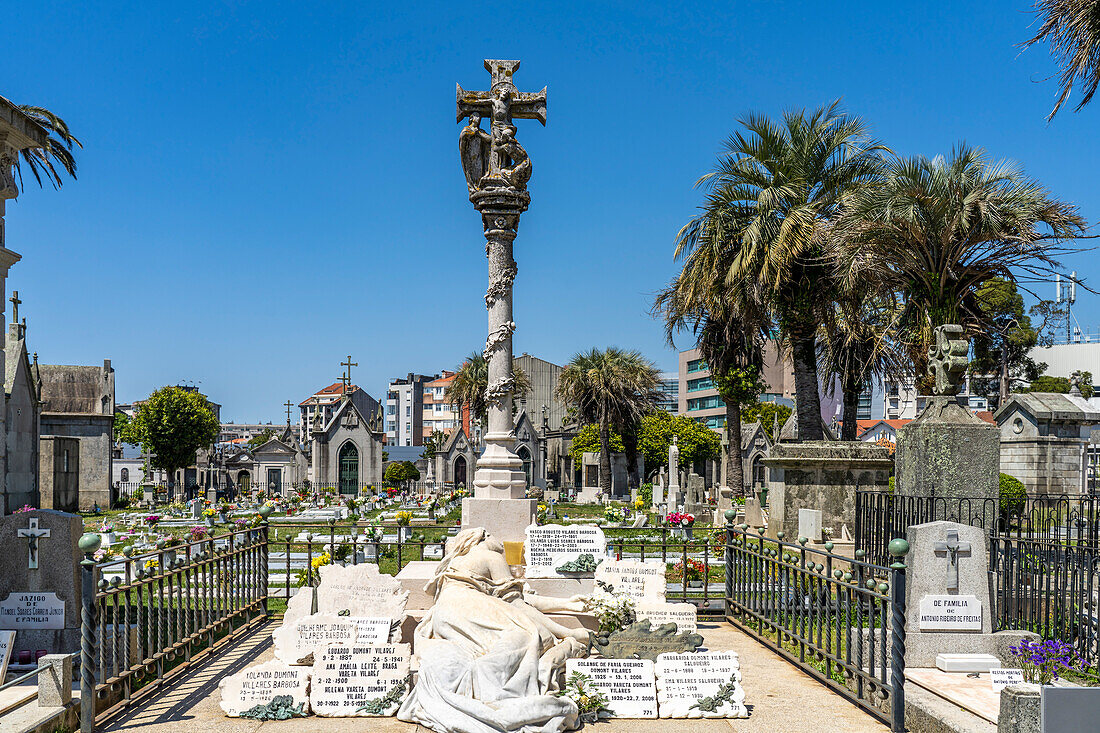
[
  {"x1": 9, "y1": 290, "x2": 19, "y2": 323},
  {"x1": 933, "y1": 529, "x2": 971, "y2": 592},
  {"x1": 457, "y1": 60, "x2": 546, "y2": 501},
  {"x1": 17, "y1": 517, "x2": 51, "y2": 569}
]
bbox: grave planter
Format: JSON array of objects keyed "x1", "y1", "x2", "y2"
[
  {"x1": 998, "y1": 684, "x2": 1040, "y2": 733},
  {"x1": 687, "y1": 580, "x2": 704, "y2": 589},
  {"x1": 100, "y1": 532, "x2": 116, "y2": 545}
]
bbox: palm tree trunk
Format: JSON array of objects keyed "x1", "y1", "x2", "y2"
[
  {"x1": 725, "y1": 399, "x2": 745, "y2": 495},
  {"x1": 841, "y1": 374, "x2": 860, "y2": 441},
  {"x1": 598, "y1": 402, "x2": 613, "y2": 495},
  {"x1": 622, "y1": 428, "x2": 640, "y2": 490},
  {"x1": 790, "y1": 328, "x2": 824, "y2": 441}
]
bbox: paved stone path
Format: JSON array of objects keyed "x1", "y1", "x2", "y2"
[{"x1": 100, "y1": 619, "x2": 888, "y2": 733}]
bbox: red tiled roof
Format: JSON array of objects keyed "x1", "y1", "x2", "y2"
[
  {"x1": 298, "y1": 383, "x2": 359, "y2": 406},
  {"x1": 856, "y1": 419, "x2": 911, "y2": 439},
  {"x1": 975, "y1": 411, "x2": 997, "y2": 424}
]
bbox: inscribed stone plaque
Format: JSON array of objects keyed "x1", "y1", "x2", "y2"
[
  {"x1": 655, "y1": 651, "x2": 747, "y2": 718},
  {"x1": 283, "y1": 563, "x2": 408, "y2": 626},
  {"x1": 990, "y1": 668, "x2": 1025, "y2": 692},
  {"x1": 918, "y1": 595, "x2": 982, "y2": 631},
  {"x1": 273, "y1": 613, "x2": 358, "y2": 665},
  {"x1": 594, "y1": 559, "x2": 666, "y2": 602},
  {"x1": 351, "y1": 617, "x2": 394, "y2": 644},
  {"x1": 218, "y1": 659, "x2": 311, "y2": 716},
  {"x1": 0, "y1": 630, "x2": 13, "y2": 679},
  {"x1": 524, "y1": 525, "x2": 606, "y2": 578},
  {"x1": 636, "y1": 603, "x2": 697, "y2": 634},
  {"x1": 566, "y1": 658, "x2": 657, "y2": 719},
  {"x1": 0, "y1": 592, "x2": 65, "y2": 630},
  {"x1": 309, "y1": 644, "x2": 411, "y2": 716}
]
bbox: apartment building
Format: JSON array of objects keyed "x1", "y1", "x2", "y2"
[
  {"x1": 422, "y1": 371, "x2": 461, "y2": 440},
  {"x1": 678, "y1": 343, "x2": 795, "y2": 430}
]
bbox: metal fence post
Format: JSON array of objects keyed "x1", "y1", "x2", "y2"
[
  {"x1": 888, "y1": 537, "x2": 909, "y2": 733},
  {"x1": 259, "y1": 504, "x2": 273, "y2": 615},
  {"x1": 724, "y1": 510, "x2": 735, "y2": 618},
  {"x1": 78, "y1": 532, "x2": 102, "y2": 733}
]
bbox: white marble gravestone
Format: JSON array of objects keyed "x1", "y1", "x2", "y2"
[
  {"x1": 655, "y1": 651, "x2": 747, "y2": 718},
  {"x1": 594, "y1": 559, "x2": 666, "y2": 603},
  {"x1": 283, "y1": 563, "x2": 408, "y2": 627},
  {"x1": 310, "y1": 643, "x2": 412, "y2": 716},
  {"x1": 218, "y1": 659, "x2": 311, "y2": 716},
  {"x1": 635, "y1": 602, "x2": 697, "y2": 634},
  {"x1": 0, "y1": 630, "x2": 13, "y2": 679},
  {"x1": 566, "y1": 658, "x2": 657, "y2": 719},
  {"x1": 798, "y1": 508, "x2": 822, "y2": 543},
  {"x1": 273, "y1": 613, "x2": 359, "y2": 665},
  {"x1": 0, "y1": 592, "x2": 65, "y2": 629},
  {"x1": 524, "y1": 525, "x2": 606, "y2": 578}
]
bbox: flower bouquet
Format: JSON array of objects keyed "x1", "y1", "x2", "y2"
[
  {"x1": 1010, "y1": 638, "x2": 1084, "y2": 685},
  {"x1": 604, "y1": 505, "x2": 626, "y2": 525}
]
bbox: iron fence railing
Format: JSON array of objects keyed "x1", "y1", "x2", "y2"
[
  {"x1": 80, "y1": 525, "x2": 269, "y2": 732},
  {"x1": 724, "y1": 521, "x2": 907, "y2": 732}
]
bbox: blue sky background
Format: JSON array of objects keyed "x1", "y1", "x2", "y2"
[{"x1": 4, "y1": 1, "x2": 1098, "y2": 421}]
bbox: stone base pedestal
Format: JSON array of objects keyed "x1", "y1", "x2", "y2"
[{"x1": 461, "y1": 497, "x2": 536, "y2": 543}]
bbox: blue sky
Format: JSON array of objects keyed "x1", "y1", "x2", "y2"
[{"x1": 5, "y1": 1, "x2": 1098, "y2": 421}]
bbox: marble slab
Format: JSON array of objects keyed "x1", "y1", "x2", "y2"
[
  {"x1": 524, "y1": 525, "x2": 606, "y2": 578},
  {"x1": 309, "y1": 643, "x2": 411, "y2": 716},
  {"x1": 594, "y1": 559, "x2": 666, "y2": 602},
  {"x1": 655, "y1": 651, "x2": 747, "y2": 718},
  {"x1": 218, "y1": 659, "x2": 311, "y2": 716},
  {"x1": 566, "y1": 658, "x2": 657, "y2": 719},
  {"x1": 636, "y1": 602, "x2": 697, "y2": 634}
]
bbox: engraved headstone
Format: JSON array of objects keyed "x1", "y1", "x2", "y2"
[
  {"x1": 566, "y1": 658, "x2": 657, "y2": 719},
  {"x1": 918, "y1": 595, "x2": 982, "y2": 631},
  {"x1": 594, "y1": 559, "x2": 666, "y2": 602},
  {"x1": 272, "y1": 613, "x2": 359, "y2": 665},
  {"x1": 284, "y1": 563, "x2": 408, "y2": 627},
  {"x1": 309, "y1": 643, "x2": 412, "y2": 716},
  {"x1": 797, "y1": 508, "x2": 822, "y2": 543},
  {"x1": 524, "y1": 524, "x2": 606, "y2": 578},
  {"x1": 655, "y1": 651, "x2": 748, "y2": 718},
  {"x1": 635, "y1": 602, "x2": 698, "y2": 634},
  {"x1": 0, "y1": 592, "x2": 65, "y2": 629},
  {"x1": 0, "y1": 630, "x2": 13, "y2": 679},
  {"x1": 218, "y1": 659, "x2": 311, "y2": 716}
]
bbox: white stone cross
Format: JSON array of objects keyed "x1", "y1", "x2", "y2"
[
  {"x1": 16, "y1": 518, "x2": 51, "y2": 569},
  {"x1": 933, "y1": 529, "x2": 970, "y2": 592}
]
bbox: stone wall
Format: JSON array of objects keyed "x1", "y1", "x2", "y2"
[
  {"x1": 1000, "y1": 437, "x2": 1088, "y2": 495},
  {"x1": 40, "y1": 414, "x2": 113, "y2": 510},
  {"x1": 38, "y1": 436, "x2": 79, "y2": 512}
]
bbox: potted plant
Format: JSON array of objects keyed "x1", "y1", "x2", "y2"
[
  {"x1": 145, "y1": 514, "x2": 161, "y2": 529},
  {"x1": 202, "y1": 506, "x2": 216, "y2": 527},
  {"x1": 666, "y1": 511, "x2": 683, "y2": 538},
  {"x1": 98, "y1": 521, "x2": 116, "y2": 546},
  {"x1": 604, "y1": 505, "x2": 626, "y2": 527},
  {"x1": 555, "y1": 672, "x2": 610, "y2": 724},
  {"x1": 395, "y1": 510, "x2": 413, "y2": 540},
  {"x1": 675, "y1": 558, "x2": 706, "y2": 588},
  {"x1": 681, "y1": 512, "x2": 696, "y2": 541}
]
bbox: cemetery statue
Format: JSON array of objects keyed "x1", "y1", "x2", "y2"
[
  {"x1": 459, "y1": 113, "x2": 492, "y2": 192},
  {"x1": 397, "y1": 527, "x2": 589, "y2": 733},
  {"x1": 496, "y1": 126, "x2": 531, "y2": 191},
  {"x1": 928, "y1": 324, "x2": 969, "y2": 396}
]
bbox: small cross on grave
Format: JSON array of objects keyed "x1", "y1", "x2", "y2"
[
  {"x1": 17, "y1": 517, "x2": 51, "y2": 570},
  {"x1": 933, "y1": 529, "x2": 971, "y2": 592}
]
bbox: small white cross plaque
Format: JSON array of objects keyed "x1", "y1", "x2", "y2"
[{"x1": 16, "y1": 518, "x2": 51, "y2": 569}]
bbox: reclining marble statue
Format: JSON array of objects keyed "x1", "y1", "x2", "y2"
[{"x1": 397, "y1": 527, "x2": 591, "y2": 733}]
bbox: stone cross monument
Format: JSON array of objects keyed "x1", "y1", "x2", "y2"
[
  {"x1": 668, "y1": 436, "x2": 681, "y2": 511},
  {"x1": 457, "y1": 60, "x2": 547, "y2": 542}
]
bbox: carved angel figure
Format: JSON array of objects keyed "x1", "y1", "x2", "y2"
[
  {"x1": 459, "y1": 113, "x2": 492, "y2": 193},
  {"x1": 496, "y1": 126, "x2": 532, "y2": 191}
]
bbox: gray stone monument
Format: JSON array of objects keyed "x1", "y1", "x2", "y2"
[
  {"x1": 668, "y1": 437, "x2": 682, "y2": 510},
  {"x1": 896, "y1": 326, "x2": 999, "y2": 523},
  {"x1": 457, "y1": 60, "x2": 546, "y2": 543},
  {"x1": 0, "y1": 509, "x2": 84, "y2": 659}
]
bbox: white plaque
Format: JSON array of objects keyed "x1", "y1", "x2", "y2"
[
  {"x1": 524, "y1": 525, "x2": 606, "y2": 578},
  {"x1": 918, "y1": 595, "x2": 982, "y2": 631},
  {"x1": 0, "y1": 630, "x2": 13, "y2": 679},
  {"x1": 566, "y1": 658, "x2": 657, "y2": 719},
  {"x1": 273, "y1": 613, "x2": 359, "y2": 665},
  {"x1": 655, "y1": 651, "x2": 747, "y2": 718},
  {"x1": 351, "y1": 617, "x2": 394, "y2": 644},
  {"x1": 309, "y1": 644, "x2": 411, "y2": 716},
  {"x1": 991, "y1": 668, "x2": 1027, "y2": 692},
  {"x1": 218, "y1": 659, "x2": 311, "y2": 716},
  {"x1": 636, "y1": 602, "x2": 698, "y2": 634},
  {"x1": 0, "y1": 592, "x2": 65, "y2": 630},
  {"x1": 283, "y1": 563, "x2": 408, "y2": 627},
  {"x1": 594, "y1": 559, "x2": 666, "y2": 602}
]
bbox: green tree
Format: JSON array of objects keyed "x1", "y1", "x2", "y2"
[
  {"x1": 444, "y1": 352, "x2": 533, "y2": 433},
  {"x1": 129, "y1": 387, "x2": 220, "y2": 490},
  {"x1": 569, "y1": 424, "x2": 624, "y2": 469},
  {"x1": 384, "y1": 460, "x2": 421, "y2": 488},
  {"x1": 969, "y1": 278, "x2": 1045, "y2": 409},
  {"x1": 675, "y1": 102, "x2": 886, "y2": 440},
  {"x1": 247, "y1": 428, "x2": 276, "y2": 449},
  {"x1": 1022, "y1": 0, "x2": 1100, "y2": 119},
  {"x1": 423, "y1": 430, "x2": 447, "y2": 460},
  {"x1": 740, "y1": 401, "x2": 793, "y2": 440},
  {"x1": 637, "y1": 412, "x2": 722, "y2": 476},
  {"x1": 1025, "y1": 371, "x2": 1094, "y2": 398},
  {"x1": 557, "y1": 348, "x2": 661, "y2": 494},
  {"x1": 114, "y1": 411, "x2": 138, "y2": 446},
  {"x1": 836, "y1": 145, "x2": 1085, "y2": 392},
  {"x1": 12, "y1": 105, "x2": 81, "y2": 190}
]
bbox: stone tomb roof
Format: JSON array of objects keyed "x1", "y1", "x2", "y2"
[
  {"x1": 993, "y1": 392, "x2": 1100, "y2": 424},
  {"x1": 0, "y1": 95, "x2": 48, "y2": 150},
  {"x1": 38, "y1": 363, "x2": 112, "y2": 416}
]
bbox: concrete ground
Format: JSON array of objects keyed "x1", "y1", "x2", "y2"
[{"x1": 99, "y1": 619, "x2": 888, "y2": 733}]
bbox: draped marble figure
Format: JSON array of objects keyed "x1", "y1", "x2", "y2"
[{"x1": 397, "y1": 528, "x2": 590, "y2": 733}]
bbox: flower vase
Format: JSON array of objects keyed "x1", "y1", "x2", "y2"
[
  {"x1": 688, "y1": 579, "x2": 704, "y2": 589},
  {"x1": 684, "y1": 525, "x2": 694, "y2": 541}
]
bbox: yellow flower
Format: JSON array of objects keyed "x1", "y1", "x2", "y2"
[
  {"x1": 144, "y1": 559, "x2": 159, "y2": 571},
  {"x1": 634, "y1": 498, "x2": 646, "y2": 509},
  {"x1": 311, "y1": 552, "x2": 332, "y2": 570}
]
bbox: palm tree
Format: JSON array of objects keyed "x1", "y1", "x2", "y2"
[
  {"x1": 835, "y1": 145, "x2": 1085, "y2": 391},
  {"x1": 655, "y1": 266, "x2": 768, "y2": 494},
  {"x1": 7, "y1": 101, "x2": 81, "y2": 190},
  {"x1": 675, "y1": 102, "x2": 886, "y2": 440},
  {"x1": 556, "y1": 348, "x2": 661, "y2": 495},
  {"x1": 1022, "y1": 0, "x2": 1100, "y2": 119},
  {"x1": 444, "y1": 352, "x2": 532, "y2": 437}
]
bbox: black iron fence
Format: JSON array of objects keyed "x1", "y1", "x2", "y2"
[{"x1": 724, "y1": 521, "x2": 907, "y2": 732}]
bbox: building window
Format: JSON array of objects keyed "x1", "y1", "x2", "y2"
[
  {"x1": 687, "y1": 358, "x2": 708, "y2": 373},
  {"x1": 687, "y1": 395, "x2": 724, "y2": 411},
  {"x1": 687, "y1": 376, "x2": 714, "y2": 392}
]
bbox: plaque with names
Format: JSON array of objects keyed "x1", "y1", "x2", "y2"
[
  {"x1": 636, "y1": 602, "x2": 698, "y2": 633},
  {"x1": 283, "y1": 564, "x2": 408, "y2": 627},
  {"x1": 218, "y1": 659, "x2": 311, "y2": 716},
  {"x1": 351, "y1": 617, "x2": 394, "y2": 644},
  {"x1": 594, "y1": 559, "x2": 666, "y2": 602},
  {"x1": 524, "y1": 525, "x2": 606, "y2": 578},
  {"x1": 566, "y1": 658, "x2": 657, "y2": 719},
  {"x1": 273, "y1": 613, "x2": 359, "y2": 665},
  {"x1": 918, "y1": 595, "x2": 982, "y2": 631},
  {"x1": 655, "y1": 651, "x2": 747, "y2": 718},
  {"x1": 0, "y1": 592, "x2": 65, "y2": 630},
  {"x1": 310, "y1": 644, "x2": 411, "y2": 716},
  {"x1": 991, "y1": 668, "x2": 1027, "y2": 692}
]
